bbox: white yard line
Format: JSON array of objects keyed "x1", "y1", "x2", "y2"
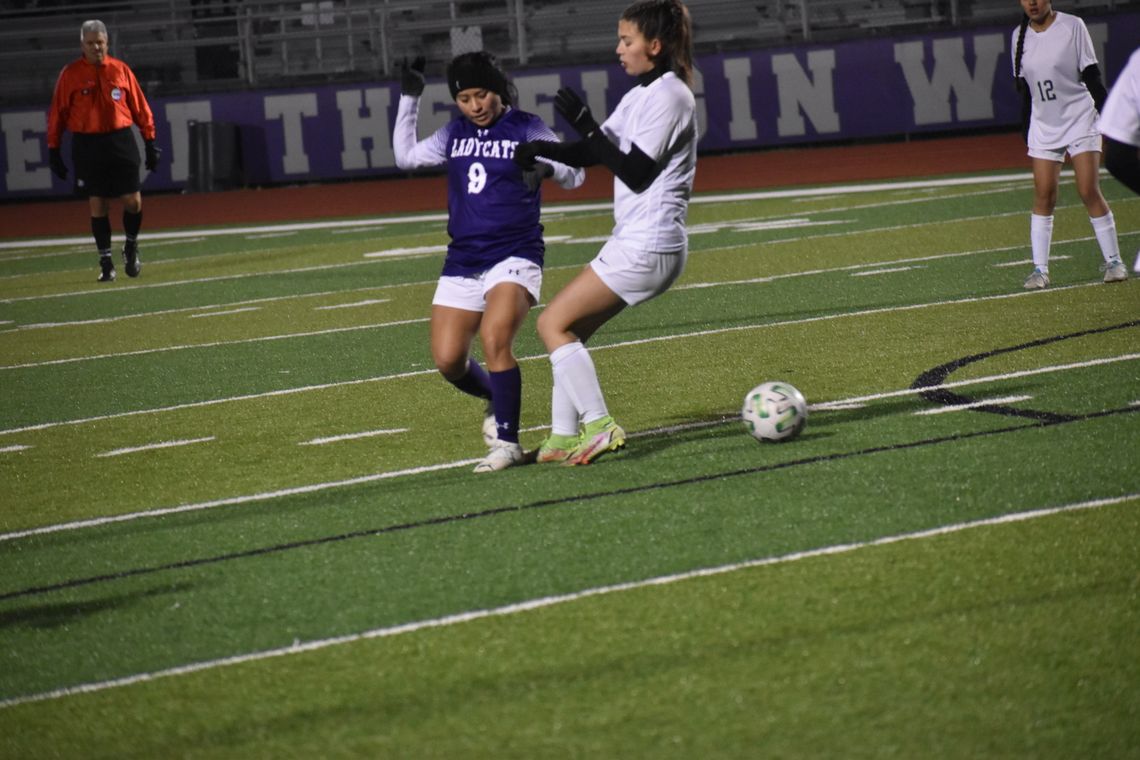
[
  {"x1": 0, "y1": 491, "x2": 1133, "y2": 710},
  {"x1": 299, "y1": 429, "x2": 409, "y2": 445},
  {"x1": 993, "y1": 255, "x2": 1071, "y2": 268},
  {"x1": 850, "y1": 266, "x2": 923, "y2": 277},
  {"x1": 0, "y1": 458, "x2": 480, "y2": 542},
  {"x1": 15, "y1": 285, "x2": 414, "y2": 330},
  {"x1": 0, "y1": 317, "x2": 428, "y2": 371},
  {"x1": 1, "y1": 239, "x2": 1058, "y2": 368},
  {"x1": 96, "y1": 437, "x2": 215, "y2": 458},
  {"x1": 313, "y1": 299, "x2": 390, "y2": 311},
  {"x1": 188, "y1": 307, "x2": 262, "y2": 319},
  {"x1": 0, "y1": 281, "x2": 1119, "y2": 436},
  {"x1": 1, "y1": 348, "x2": 1133, "y2": 542},
  {"x1": 912, "y1": 395, "x2": 1033, "y2": 415}
]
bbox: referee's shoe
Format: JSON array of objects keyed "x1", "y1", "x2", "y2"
[
  {"x1": 123, "y1": 241, "x2": 142, "y2": 278},
  {"x1": 98, "y1": 254, "x2": 116, "y2": 282}
]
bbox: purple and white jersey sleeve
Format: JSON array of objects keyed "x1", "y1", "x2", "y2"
[{"x1": 393, "y1": 94, "x2": 448, "y2": 169}]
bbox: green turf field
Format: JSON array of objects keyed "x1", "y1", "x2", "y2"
[{"x1": 1, "y1": 166, "x2": 1137, "y2": 758}]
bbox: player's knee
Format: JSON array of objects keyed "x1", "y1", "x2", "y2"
[
  {"x1": 535, "y1": 309, "x2": 563, "y2": 347},
  {"x1": 432, "y1": 352, "x2": 466, "y2": 379}
]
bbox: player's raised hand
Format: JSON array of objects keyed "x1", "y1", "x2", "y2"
[
  {"x1": 554, "y1": 87, "x2": 599, "y2": 138},
  {"x1": 401, "y1": 56, "x2": 426, "y2": 97}
]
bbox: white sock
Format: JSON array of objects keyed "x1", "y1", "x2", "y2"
[
  {"x1": 549, "y1": 381, "x2": 579, "y2": 437},
  {"x1": 549, "y1": 341, "x2": 608, "y2": 426},
  {"x1": 1030, "y1": 214, "x2": 1053, "y2": 272},
  {"x1": 1089, "y1": 211, "x2": 1120, "y2": 264}
]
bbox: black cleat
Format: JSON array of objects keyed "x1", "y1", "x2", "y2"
[
  {"x1": 98, "y1": 256, "x2": 116, "y2": 282},
  {"x1": 123, "y1": 242, "x2": 142, "y2": 278}
]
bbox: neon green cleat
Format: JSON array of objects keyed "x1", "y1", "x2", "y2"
[
  {"x1": 536, "y1": 433, "x2": 581, "y2": 464},
  {"x1": 566, "y1": 416, "x2": 626, "y2": 466}
]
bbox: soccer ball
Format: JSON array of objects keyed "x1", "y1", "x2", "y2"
[{"x1": 742, "y1": 381, "x2": 807, "y2": 443}]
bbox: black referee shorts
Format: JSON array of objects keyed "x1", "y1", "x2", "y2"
[{"x1": 72, "y1": 127, "x2": 141, "y2": 198}]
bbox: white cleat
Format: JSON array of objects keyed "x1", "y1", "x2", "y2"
[
  {"x1": 1102, "y1": 259, "x2": 1128, "y2": 283},
  {"x1": 1023, "y1": 268, "x2": 1049, "y2": 290},
  {"x1": 473, "y1": 440, "x2": 525, "y2": 473}
]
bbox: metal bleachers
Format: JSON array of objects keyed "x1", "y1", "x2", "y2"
[{"x1": 0, "y1": 0, "x2": 1130, "y2": 107}]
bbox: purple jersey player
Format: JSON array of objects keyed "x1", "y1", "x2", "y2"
[{"x1": 394, "y1": 52, "x2": 584, "y2": 472}]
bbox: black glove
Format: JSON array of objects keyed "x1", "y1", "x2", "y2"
[
  {"x1": 522, "y1": 162, "x2": 554, "y2": 193},
  {"x1": 144, "y1": 140, "x2": 161, "y2": 172},
  {"x1": 554, "y1": 87, "x2": 599, "y2": 138},
  {"x1": 48, "y1": 148, "x2": 68, "y2": 179},
  {"x1": 401, "y1": 56, "x2": 426, "y2": 97},
  {"x1": 513, "y1": 141, "x2": 541, "y2": 169}
]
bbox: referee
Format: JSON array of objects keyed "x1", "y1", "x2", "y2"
[{"x1": 47, "y1": 19, "x2": 160, "y2": 282}]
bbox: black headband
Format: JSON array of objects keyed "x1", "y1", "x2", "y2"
[{"x1": 447, "y1": 54, "x2": 508, "y2": 99}]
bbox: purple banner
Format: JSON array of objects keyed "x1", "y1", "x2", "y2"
[{"x1": 3, "y1": 13, "x2": 1137, "y2": 200}]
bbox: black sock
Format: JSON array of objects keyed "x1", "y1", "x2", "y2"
[
  {"x1": 122, "y1": 209, "x2": 142, "y2": 245},
  {"x1": 91, "y1": 216, "x2": 112, "y2": 256},
  {"x1": 488, "y1": 366, "x2": 522, "y2": 444},
  {"x1": 447, "y1": 357, "x2": 493, "y2": 400}
]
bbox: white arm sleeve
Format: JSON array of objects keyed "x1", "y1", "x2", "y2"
[
  {"x1": 393, "y1": 94, "x2": 448, "y2": 170},
  {"x1": 525, "y1": 120, "x2": 585, "y2": 190}
]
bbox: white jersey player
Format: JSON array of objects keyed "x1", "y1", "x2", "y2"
[
  {"x1": 1100, "y1": 47, "x2": 1140, "y2": 272},
  {"x1": 514, "y1": 0, "x2": 698, "y2": 465},
  {"x1": 1011, "y1": 0, "x2": 1126, "y2": 289}
]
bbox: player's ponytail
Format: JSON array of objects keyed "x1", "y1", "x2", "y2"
[
  {"x1": 622, "y1": 0, "x2": 695, "y2": 87},
  {"x1": 1013, "y1": 14, "x2": 1029, "y2": 79}
]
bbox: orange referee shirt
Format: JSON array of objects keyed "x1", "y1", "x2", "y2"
[{"x1": 47, "y1": 55, "x2": 156, "y2": 149}]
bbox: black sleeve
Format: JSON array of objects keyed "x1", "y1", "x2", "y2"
[
  {"x1": 1080, "y1": 64, "x2": 1107, "y2": 113},
  {"x1": 531, "y1": 134, "x2": 660, "y2": 193},
  {"x1": 1016, "y1": 77, "x2": 1031, "y2": 144},
  {"x1": 527, "y1": 139, "x2": 599, "y2": 168},
  {"x1": 1104, "y1": 136, "x2": 1140, "y2": 195}
]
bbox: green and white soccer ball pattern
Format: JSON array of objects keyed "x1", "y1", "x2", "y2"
[{"x1": 742, "y1": 381, "x2": 807, "y2": 442}]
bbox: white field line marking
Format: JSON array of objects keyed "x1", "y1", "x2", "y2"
[
  {"x1": 676, "y1": 239, "x2": 1039, "y2": 290},
  {"x1": 0, "y1": 171, "x2": 1035, "y2": 252},
  {"x1": 244, "y1": 232, "x2": 297, "y2": 240},
  {"x1": 0, "y1": 444, "x2": 31, "y2": 453},
  {"x1": 851, "y1": 266, "x2": 924, "y2": 277},
  {"x1": 7, "y1": 192, "x2": 1134, "y2": 308},
  {"x1": 363, "y1": 245, "x2": 446, "y2": 258},
  {"x1": 811, "y1": 354, "x2": 1140, "y2": 409},
  {"x1": 313, "y1": 299, "x2": 390, "y2": 311},
  {"x1": 1, "y1": 236, "x2": 1028, "y2": 365},
  {"x1": 0, "y1": 282, "x2": 1119, "y2": 437},
  {"x1": 0, "y1": 491, "x2": 1133, "y2": 710},
  {"x1": 912, "y1": 395, "x2": 1033, "y2": 415},
  {"x1": 993, "y1": 255, "x2": 1071, "y2": 268},
  {"x1": 0, "y1": 367, "x2": 438, "y2": 437},
  {"x1": 299, "y1": 429, "x2": 409, "y2": 446},
  {"x1": 687, "y1": 218, "x2": 848, "y2": 234},
  {"x1": 2, "y1": 349, "x2": 1133, "y2": 543},
  {"x1": 0, "y1": 458, "x2": 480, "y2": 542},
  {"x1": 0, "y1": 317, "x2": 428, "y2": 371},
  {"x1": 95, "y1": 437, "x2": 215, "y2": 458},
  {"x1": 188, "y1": 307, "x2": 261, "y2": 319},
  {"x1": 16, "y1": 285, "x2": 410, "y2": 330},
  {"x1": 0, "y1": 170, "x2": 1055, "y2": 292}
]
